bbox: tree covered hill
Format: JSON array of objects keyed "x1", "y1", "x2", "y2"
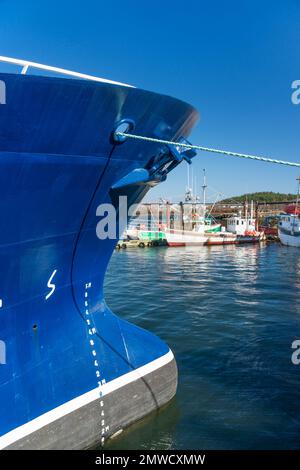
[{"x1": 220, "y1": 192, "x2": 298, "y2": 204}]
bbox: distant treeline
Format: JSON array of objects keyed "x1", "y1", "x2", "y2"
[{"x1": 220, "y1": 192, "x2": 298, "y2": 204}]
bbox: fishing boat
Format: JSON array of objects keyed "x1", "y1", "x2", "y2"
[
  {"x1": 138, "y1": 229, "x2": 166, "y2": 245},
  {"x1": 123, "y1": 227, "x2": 139, "y2": 240},
  {"x1": 258, "y1": 216, "x2": 278, "y2": 237},
  {"x1": 166, "y1": 175, "x2": 262, "y2": 246},
  {"x1": 205, "y1": 206, "x2": 264, "y2": 245},
  {"x1": 278, "y1": 178, "x2": 300, "y2": 247},
  {"x1": 165, "y1": 224, "x2": 222, "y2": 246},
  {"x1": 165, "y1": 215, "x2": 262, "y2": 246},
  {"x1": 0, "y1": 56, "x2": 198, "y2": 449},
  {"x1": 225, "y1": 214, "x2": 263, "y2": 244},
  {"x1": 165, "y1": 171, "x2": 223, "y2": 246}
]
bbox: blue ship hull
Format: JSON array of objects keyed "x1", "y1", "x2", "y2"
[{"x1": 0, "y1": 73, "x2": 198, "y2": 448}]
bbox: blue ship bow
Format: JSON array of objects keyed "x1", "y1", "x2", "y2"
[{"x1": 0, "y1": 73, "x2": 198, "y2": 449}]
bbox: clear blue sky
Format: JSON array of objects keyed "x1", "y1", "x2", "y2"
[{"x1": 1, "y1": 0, "x2": 299, "y2": 201}]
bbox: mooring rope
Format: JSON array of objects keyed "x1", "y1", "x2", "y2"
[{"x1": 115, "y1": 132, "x2": 300, "y2": 168}]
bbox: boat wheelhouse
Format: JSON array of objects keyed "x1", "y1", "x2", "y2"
[{"x1": 226, "y1": 216, "x2": 256, "y2": 235}]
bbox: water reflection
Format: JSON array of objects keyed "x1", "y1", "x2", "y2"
[{"x1": 104, "y1": 243, "x2": 300, "y2": 449}]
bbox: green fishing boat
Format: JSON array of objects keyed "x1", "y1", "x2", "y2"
[{"x1": 138, "y1": 230, "x2": 166, "y2": 241}]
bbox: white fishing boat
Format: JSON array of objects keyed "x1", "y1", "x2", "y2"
[
  {"x1": 166, "y1": 174, "x2": 263, "y2": 246},
  {"x1": 208, "y1": 213, "x2": 263, "y2": 245},
  {"x1": 278, "y1": 215, "x2": 300, "y2": 247},
  {"x1": 165, "y1": 171, "x2": 223, "y2": 246},
  {"x1": 165, "y1": 225, "x2": 225, "y2": 246},
  {"x1": 278, "y1": 178, "x2": 300, "y2": 247},
  {"x1": 165, "y1": 216, "x2": 262, "y2": 246},
  {"x1": 226, "y1": 215, "x2": 262, "y2": 244},
  {"x1": 124, "y1": 227, "x2": 139, "y2": 240}
]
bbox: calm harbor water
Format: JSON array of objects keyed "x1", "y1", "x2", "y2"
[{"x1": 104, "y1": 243, "x2": 300, "y2": 450}]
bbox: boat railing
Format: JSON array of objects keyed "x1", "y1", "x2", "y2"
[{"x1": 0, "y1": 55, "x2": 134, "y2": 88}]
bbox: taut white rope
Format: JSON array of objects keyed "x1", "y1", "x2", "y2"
[{"x1": 116, "y1": 132, "x2": 300, "y2": 168}]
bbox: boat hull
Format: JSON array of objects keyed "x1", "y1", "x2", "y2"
[
  {"x1": 0, "y1": 73, "x2": 198, "y2": 449},
  {"x1": 166, "y1": 230, "x2": 261, "y2": 246},
  {"x1": 278, "y1": 229, "x2": 300, "y2": 247},
  {"x1": 3, "y1": 353, "x2": 177, "y2": 450}
]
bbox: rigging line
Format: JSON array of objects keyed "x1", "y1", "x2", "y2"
[{"x1": 115, "y1": 132, "x2": 300, "y2": 168}]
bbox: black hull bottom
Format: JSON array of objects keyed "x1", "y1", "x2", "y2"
[{"x1": 5, "y1": 357, "x2": 177, "y2": 450}]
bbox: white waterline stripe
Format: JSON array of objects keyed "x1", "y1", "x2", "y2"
[{"x1": 0, "y1": 350, "x2": 173, "y2": 449}]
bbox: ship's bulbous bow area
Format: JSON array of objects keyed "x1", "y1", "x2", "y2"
[{"x1": 0, "y1": 73, "x2": 197, "y2": 449}]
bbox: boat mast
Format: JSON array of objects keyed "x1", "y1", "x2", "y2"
[
  {"x1": 191, "y1": 166, "x2": 194, "y2": 200},
  {"x1": 296, "y1": 176, "x2": 300, "y2": 209},
  {"x1": 185, "y1": 162, "x2": 193, "y2": 202},
  {"x1": 291, "y1": 176, "x2": 300, "y2": 234},
  {"x1": 187, "y1": 162, "x2": 190, "y2": 190},
  {"x1": 202, "y1": 169, "x2": 207, "y2": 216},
  {"x1": 245, "y1": 196, "x2": 248, "y2": 230},
  {"x1": 250, "y1": 200, "x2": 253, "y2": 220}
]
